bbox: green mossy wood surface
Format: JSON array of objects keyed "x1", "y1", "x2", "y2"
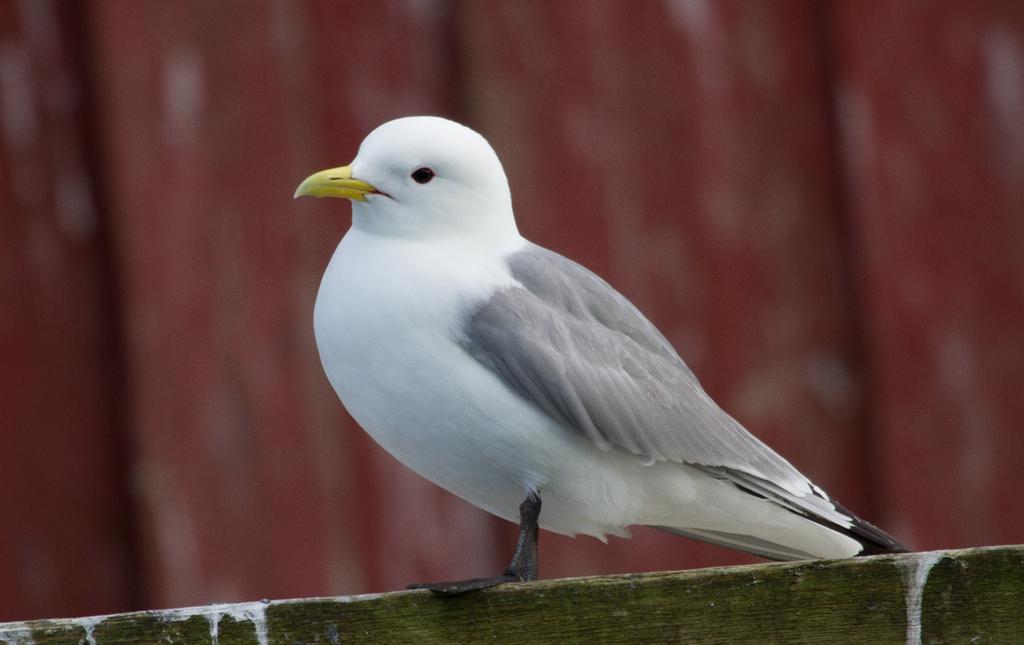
[{"x1": 1, "y1": 546, "x2": 1021, "y2": 644}]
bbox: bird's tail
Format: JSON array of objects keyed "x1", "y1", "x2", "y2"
[
  {"x1": 828, "y1": 499, "x2": 908, "y2": 557},
  {"x1": 652, "y1": 500, "x2": 907, "y2": 563},
  {"x1": 652, "y1": 525, "x2": 825, "y2": 561},
  {"x1": 654, "y1": 522, "x2": 906, "y2": 562}
]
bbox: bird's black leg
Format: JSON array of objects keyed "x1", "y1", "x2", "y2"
[
  {"x1": 504, "y1": 492, "x2": 541, "y2": 581},
  {"x1": 408, "y1": 492, "x2": 541, "y2": 595}
]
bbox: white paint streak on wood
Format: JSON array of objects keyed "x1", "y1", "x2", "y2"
[
  {"x1": 902, "y1": 550, "x2": 943, "y2": 645},
  {"x1": 161, "y1": 600, "x2": 270, "y2": 645},
  {"x1": 228, "y1": 600, "x2": 269, "y2": 645},
  {"x1": 0, "y1": 622, "x2": 34, "y2": 645},
  {"x1": 76, "y1": 615, "x2": 102, "y2": 645}
]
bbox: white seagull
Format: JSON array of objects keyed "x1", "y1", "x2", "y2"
[{"x1": 294, "y1": 116, "x2": 905, "y2": 593}]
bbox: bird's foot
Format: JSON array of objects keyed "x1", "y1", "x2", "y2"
[
  {"x1": 407, "y1": 572, "x2": 522, "y2": 595},
  {"x1": 408, "y1": 494, "x2": 541, "y2": 596}
]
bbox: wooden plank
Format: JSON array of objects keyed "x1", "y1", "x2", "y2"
[
  {"x1": 84, "y1": 0, "x2": 494, "y2": 606},
  {"x1": 2, "y1": 547, "x2": 1022, "y2": 644},
  {"x1": 830, "y1": 1, "x2": 1024, "y2": 548},
  {"x1": 0, "y1": 0, "x2": 134, "y2": 621},
  {"x1": 457, "y1": 0, "x2": 873, "y2": 578}
]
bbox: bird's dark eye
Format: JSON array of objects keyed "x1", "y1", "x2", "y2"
[{"x1": 411, "y1": 167, "x2": 435, "y2": 184}]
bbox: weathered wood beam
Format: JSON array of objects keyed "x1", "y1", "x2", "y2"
[{"x1": 1, "y1": 546, "x2": 1021, "y2": 644}]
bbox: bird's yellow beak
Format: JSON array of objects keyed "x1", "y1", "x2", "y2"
[{"x1": 293, "y1": 165, "x2": 377, "y2": 201}]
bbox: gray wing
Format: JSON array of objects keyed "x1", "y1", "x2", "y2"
[
  {"x1": 462, "y1": 243, "x2": 912, "y2": 555},
  {"x1": 461, "y1": 243, "x2": 822, "y2": 500}
]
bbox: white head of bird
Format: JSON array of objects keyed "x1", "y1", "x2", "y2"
[{"x1": 294, "y1": 116, "x2": 518, "y2": 242}]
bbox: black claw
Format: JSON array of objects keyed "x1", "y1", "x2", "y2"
[{"x1": 407, "y1": 574, "x2": 518, "y2": 595}]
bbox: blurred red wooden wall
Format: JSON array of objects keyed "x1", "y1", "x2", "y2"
[{"x1": 2, "y1": 0, "x2": 1022, "y2": 622}]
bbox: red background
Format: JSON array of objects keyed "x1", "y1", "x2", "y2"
[{"x1": 2, "y1": 0, "x2": 1022, "y2": 621}]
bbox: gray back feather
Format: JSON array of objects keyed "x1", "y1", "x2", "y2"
[{"x1": 461, "y1": 244, "x2": 816, "y2": 498}]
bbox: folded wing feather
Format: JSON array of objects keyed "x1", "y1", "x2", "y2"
[{"x1": 461, "y1": 244, "x2": 856, "y2": 531}]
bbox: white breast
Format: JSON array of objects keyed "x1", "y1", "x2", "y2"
[{"x1": 314, "y1": 228, "x2": 548, "y2": 520}]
